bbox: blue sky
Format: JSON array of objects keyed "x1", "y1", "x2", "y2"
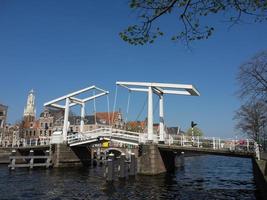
[{"x1": 0, "y1": 1, "x2": 266, "y2": 138}]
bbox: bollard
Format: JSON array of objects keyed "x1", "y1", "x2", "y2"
[
  {"x1": 129, "y1": 153, "x2": 136, "y2": 176},
  {"x1": 118, "y1": 153, "x2": 126, "y2": 179},
  {"x1": 180, "y1": 152, "x2": 185, "y2": 167},
  {"x1": 11, "y1": 149, "x2": 16, "y2": 170},
  {"x1": 97, "y1": 148, "x2": 101, "y2": 166},
  {"x1": 45, "y1": 150, "x2": 50, "y2": 168},
  {"x1": 106, "y1": 153, "x2": 115, "y2": 182},
  {"x1": 29, "y1": 150, "x2": 34, "y2": 169},
  {"x1": 176, "y1": 151, "x2": 185, "y2": 168},
  {"x1": 90, "y1": 150, "x2": 94, "y2": 166}
]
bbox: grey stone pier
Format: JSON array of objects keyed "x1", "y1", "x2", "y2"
[
  {"x1": 138, "y1": 144, "x2": 176, "y2": 175},
  {"x1": 52, "y1": 143, "x2": 91, "y2": 167}
]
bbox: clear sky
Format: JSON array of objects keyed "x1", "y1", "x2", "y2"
[{"x1": 0, "y1": 1, "x2": 266, "y2": 138}]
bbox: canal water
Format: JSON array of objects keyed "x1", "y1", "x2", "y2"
[{"x1": 0, "y1": 155, "x2": 260, "y2": 200}]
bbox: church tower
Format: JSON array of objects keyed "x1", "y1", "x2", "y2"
[{"x1": 23, "y1": 89, "x2": 36, "y2": 122}]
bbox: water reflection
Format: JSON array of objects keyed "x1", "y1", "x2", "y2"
[{"x1": 0, "y1": 155, "x2": 258, "y2": 200}]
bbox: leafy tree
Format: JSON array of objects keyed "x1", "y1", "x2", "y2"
[
  {"x1": 234, "y1": 100, "x2": 267, "y2": 142},
  {"x1": 185, "y1": 126, "x2": 204, "y2": 136},
  {"x1": 120, "y1": 0, "x2": 267, "y2": 45}
]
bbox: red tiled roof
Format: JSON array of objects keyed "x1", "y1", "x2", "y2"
[{"x1": 96, "y1": 112, "x2": 120, "y2": 124}]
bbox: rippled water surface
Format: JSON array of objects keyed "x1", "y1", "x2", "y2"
[{"x1": 0, "y1": 155, "x2": 259, "y2": 200}]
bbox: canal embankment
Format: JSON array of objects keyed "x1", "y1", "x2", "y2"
[{"x1": 253, "y1": 152, "x2": 267, "y2": 199}]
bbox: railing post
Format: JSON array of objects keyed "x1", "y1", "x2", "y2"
[
  {"x1": 213, "y1": 137, "x2": 215, "y2": 149},
  {"x1": 255, "y1": 142, "x2": 260, "y2": 160},
  {"x1": 232, "y1": 140, "x2": 235, "y2": 150},
  {"x1": 29, "y1": 150, "x2": 34, "y2": 169}
]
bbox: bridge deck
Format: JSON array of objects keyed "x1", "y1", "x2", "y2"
[{"x1": 158, "y1": 144, "x2": 255, "y2": 158}]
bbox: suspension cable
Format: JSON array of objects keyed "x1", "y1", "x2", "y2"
[{"x1": 135, "y1": 95, "x2": 148, "y2": 121}]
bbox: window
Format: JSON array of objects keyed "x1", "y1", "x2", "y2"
[
  {"x1": 41, "y1": 123, "x2": 43, "y2": 127},
  {"x1": 40, "y1": 130, "x2": 42, "y2": 135},
  {"x1": 50, "y1": 123, "x2": 52, "y2": 127},
  {"x1": 49, "y1": 130, "x2": 52, "y2": 136}
]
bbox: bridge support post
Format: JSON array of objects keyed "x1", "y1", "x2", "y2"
[
  {"x1": 80, "y1": 102, "x2": 85, "y2": 132},
  {"x1": 147, "y1": 86, "x2": 153, "y2": 141},
  {"x1": 62, "y1": 97, "x2": 70, "y2": 142},
  {"x1": 159, "y1": 94, "x2": 165, "y2": 144}
]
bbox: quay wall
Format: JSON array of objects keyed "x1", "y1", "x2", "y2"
[{"x1": 252, "y1": 153, "x2": 267, "y2": 200}]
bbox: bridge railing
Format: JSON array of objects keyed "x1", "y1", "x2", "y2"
[
  {"x1": 67, "y1": 127, "x2": 143, "y2": 145},
  {"x1": 169, "y1": 135, "x2": 255, "y2": 153},
  {"x1": 9, "y1": 138, "x2": 51, "y2": 148}
]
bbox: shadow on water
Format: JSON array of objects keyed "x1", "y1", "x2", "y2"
[{"x1": 0, "y1": 155, "x2": 260, "y2": 200}]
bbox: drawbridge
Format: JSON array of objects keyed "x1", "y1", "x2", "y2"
[{"x1": 42, "y1": 82, "x2": 257, "y2": 158}]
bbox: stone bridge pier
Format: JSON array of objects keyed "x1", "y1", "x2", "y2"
[
  {"x1": 52, "y1": 144, "x2": 92, "y2": 167},
  {"x1": 138, "y1": 144, "x2": 178, "y2": 175}
]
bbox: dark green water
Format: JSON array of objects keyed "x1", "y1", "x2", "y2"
[{"x1": 0, "y1": 155, "x2": 259, "y2": 200}]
